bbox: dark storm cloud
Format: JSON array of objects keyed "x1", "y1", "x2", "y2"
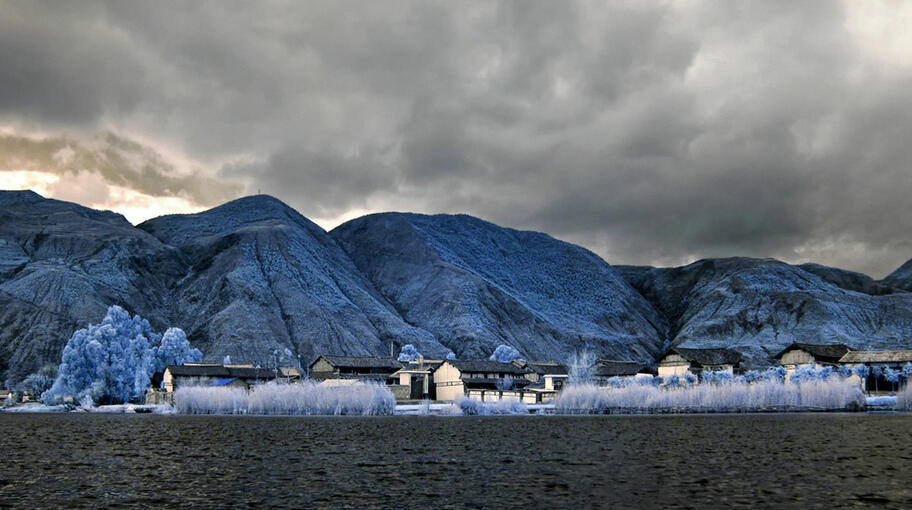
[{"x1": 2, "y1": 0, "x2": 912, "y2": 276}]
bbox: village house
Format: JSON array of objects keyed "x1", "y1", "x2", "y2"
[
  {"x1": 308, "y1": 355, "x2": 403, "y2": 383},
  {"x1": 514, "y1": 361, "x2": 569, "y2": 383},
  {"x1": 434, "y1": 360, "x2": 535, "y2": 402},
  {"x1": 838, "y1": 350, "x2": 912, "y2": 393},
  {"x1": 657, "y1": 347, "x2": 743, "y2": 378},
  {"x1": 593, "y1": 360, "x2": 656, "y2": 384},
  {"x1": 513, "y1": 360, "x2": 569, "y2": 402},
  {"x1": 773, "y1": 342, "x2": 851, "y2": 373},
  {"x1": 391, "y1": 357, "x2": 444, "y2": 400},
  {"x1": 161, "y1": 363, "x2": 301, "y2": 392},
  {"x1": 147, "y1": 363, "x2": 302, "y2": 404}
]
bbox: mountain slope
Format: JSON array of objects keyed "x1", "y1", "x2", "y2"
[
  {"x1": 797, "y1": 263, "x2": 899, "y2": 296},
  {"x1": 3, "y1": 190, "x2": 912, "y2": 382},
  {"x1": 0, "y1": 190, "x2": 183, "y2": 382},
  {"x1": 331, "y1": 213, "x2": 667, "y2": 362},
  {"x1": 617, "y1": 258, "x2": 912, "y2": 365},
  {"x1": 138, "y1": 196, "x2": 447, "y2": 366},
  {"x1": 883, "y1": 258, "x2": 912, "y2": 291}
]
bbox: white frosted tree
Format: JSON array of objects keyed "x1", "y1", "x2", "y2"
[
  {"x1": 489, "y1": 345, "x2": 521, "y2": 363},
  {"x1": 567, "y1": 349, "x2": 597, "y2": 385},
  {"x1": 153, "y1": 328, "x2": 202, "y2": 373},
  {"x1": 397, "y1": 344, "x2": 421, "y2": 362},
  {"x1": 42, "y1": 305, "x2": 201, "y2": 404}
]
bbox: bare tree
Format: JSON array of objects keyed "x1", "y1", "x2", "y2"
[{"x1": 568, "y1": 349, "x2": 597, "y2": 385}]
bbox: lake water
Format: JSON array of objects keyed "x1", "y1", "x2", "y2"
[{"x1": 1, "y1": 413, "x2": 910, "y2": 509}]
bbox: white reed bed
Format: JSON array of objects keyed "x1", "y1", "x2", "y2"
[
  {"x1": 174, "y1": 381, "x2": 396, "y2": 415},
  {"x1": 554, "y1": 379, "x2": 865, "y2": 414},
  {"x1": 896, "y1": 385, "x2": 912, "y2": 412},
  {"x1": 453, "y1": 396, "x2": 528, "y2": 416}
]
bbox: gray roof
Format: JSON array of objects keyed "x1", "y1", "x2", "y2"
[
  {"x1": 670, "y1": 347, "x2": 743, "y2": 367},
  {"x1": 402, "y1": 360, "x2": 445, "y2": 372},
  {"x1": 519, "y1": 361, "x2": 569, "y2": 375},
  {"x1": 311, "y1": 356, "x2": 403, "y2": 370},
  {"x1": 773, "y1": 343, "x2": 851, "y2": 363},
  {"x1": 448, "y1": 360, "x2": 531, "y2": 375},
  {"x1": 594, "y1": 360, "x2": 655, "y2": 377},
  {"x1": 839, "y1": 350, "x2": 912, "y2": 364},
  {"x1": 166, "y1": 365, "x2": 282, "y2": 380}
]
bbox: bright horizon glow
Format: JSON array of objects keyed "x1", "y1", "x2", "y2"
[{"x1": 0, "y1": 170, "x2": 209, "y2": 224}]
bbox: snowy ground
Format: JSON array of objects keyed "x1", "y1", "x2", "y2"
[
  {"x1": 0, "y1": 403, "x2": 68, "y2": 413},
  {"x1": 0, "y1": 403, "x2": 174, "y2": 414},
  {"x1": 394, "y1": 401, "x2": 556, "y2": 416}
]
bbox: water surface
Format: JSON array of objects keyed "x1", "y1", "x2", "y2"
[{"x1": 1, "y1": 413, "x2": 910, "y2": 508}]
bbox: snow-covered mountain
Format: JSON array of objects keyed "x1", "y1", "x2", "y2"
[
  {"x1": 330, "y1": 213, "x2": 668, "y2": 362},
  {"x1": 616, "y1": 258, "x2": 912, "y2": 366}
]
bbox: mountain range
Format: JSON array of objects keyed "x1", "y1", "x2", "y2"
[{"x1": 2, "y1": 189, "x2": 912, "y2": 383}]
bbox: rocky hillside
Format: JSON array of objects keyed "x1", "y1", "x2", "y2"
[
  {"x1": 797, "y1": 263, "x2": 900, "y2": 296},
  {"x1": 883, "y1": 258, "x2": 912, "y2": 292},
  {"x1": 0, "y1": 190, "x2": 181, "y2": 380},
  {"x1": 2, "y1": 191, "x2": 912, "y2": 384},
  {"x1": 138, "y1": 196, "x2": 448, "y2": 366},
  {"x1": 331, "y1": 213, "x2": 668, "y2": 362},
  {"x1": 616, "y1": 258, "x2": 912, "y2": 366}
]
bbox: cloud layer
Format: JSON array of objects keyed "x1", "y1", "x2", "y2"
[{"x1": 1, "y1": 1, "x2": 911, "y2": 276}]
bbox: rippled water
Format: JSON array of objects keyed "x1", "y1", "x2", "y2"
[{"x1": 1, "y1": 413, "x2": 911, "y2": 509}]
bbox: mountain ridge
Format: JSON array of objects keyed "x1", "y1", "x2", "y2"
[{"x1": 2, "y1": 190, "x2": 912, "y2": 384}]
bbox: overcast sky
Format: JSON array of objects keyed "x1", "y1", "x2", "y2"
[{"x1": 2, "y1": 1, "x2": 911, "y2": 277}]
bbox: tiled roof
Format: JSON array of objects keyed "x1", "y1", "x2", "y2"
[
  {"x1": 839, "y1": 350, "x2": 912, "y2": 364},
  {"x1": 594, "y1": 360, "x2": 654, "y2": 377},
  {"x1": 166, "y1": 365, "x2": 284, "y2": 380},
  {"x1": 447, "y1": 360, "x2": 530, "y2": 375},
  {"x1": 671, "y1": 347, "x2": 743, "y2": 367},
  {"x1": 520, "y1": 362, "x2": 569, "y2": 375},
  {"x1": 313, "y1": 356, "x2": 403, "y2": 369},
  {"x1": 773, "y1": 343, "x2": 851, "y2": 362}
]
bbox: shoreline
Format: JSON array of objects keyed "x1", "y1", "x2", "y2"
[{"x1": 1, "y1": 400, "x2": 902, "y2": 416}]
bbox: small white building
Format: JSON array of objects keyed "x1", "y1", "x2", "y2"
[{"x1": 391, "y1": 358, "x2": 444, "y2": 400}]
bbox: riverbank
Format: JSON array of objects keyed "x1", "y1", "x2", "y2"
[{"x1": 1, "y1": 395, "x2": 904, "y2": 415}]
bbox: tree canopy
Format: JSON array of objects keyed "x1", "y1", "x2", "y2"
[{"x1": 42, "y1": 305, "x2": 201, "y2": 404}]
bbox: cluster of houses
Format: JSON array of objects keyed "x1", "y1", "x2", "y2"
[
  {"x1": 656, "y1": 343, "x2": 912, "y2": 392},
  {"x1": 143, "y1": 342, "x2": 912, "y2": 405}
]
